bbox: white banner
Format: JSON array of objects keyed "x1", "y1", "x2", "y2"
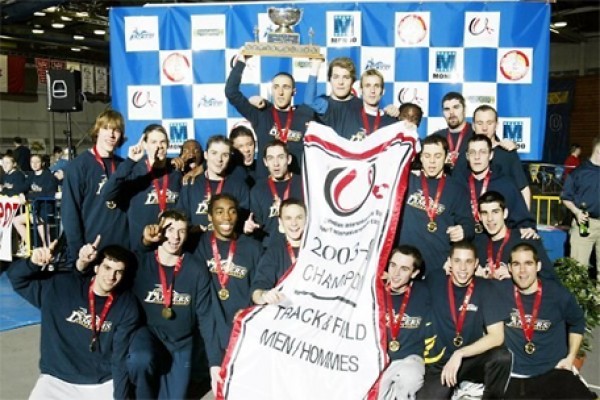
[
  {"x1": 0, "y1": 196, "x2": 22, "y2": 262},
  {"x1": 95, "y1": 65, "x2": 108, "y2": 94},
  {"x1": 219, "y1": 122, "x2": 419, "y2": 400},
  {"x1": 81, "y1": 64, "x2": 95, "y2": 94}
]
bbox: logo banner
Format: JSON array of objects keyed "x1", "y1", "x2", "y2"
[
  {"x1": 0, "y1": 196, "x2": 22, "y2": 262},
  {"x1": 220, "y1": 122, "x2": 418, "y2": 400}
]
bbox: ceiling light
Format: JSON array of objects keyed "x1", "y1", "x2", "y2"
[
  {"x1": 71, "y1": 48, "x2": 82, "y2": 52},
  {"x1": 553, "y1": 21, "x2": 567, "y2": 28},
  {"x1": 33, "y1": 12, "x2": 46, "y2": 17},
  {"x1": 94, "y1": 29, "x2": 106, "y2": 35},
  {"x1": 60, "y1": 16, "x2": 73, "y2": 22},
  {"x1": 52, "y1": 23, "x2": 65, "y2": 29},
  {"x1": 32, "y1": 29, "x2": 45, "y2": 34},
  {"x1": 73, "y1": 35, "x2": 85, "y2": 40},
  {"x1": 75, "y1": 11, "x2": 89, "y2": 17},
  {"x1": 550, "y1": 28, "x2": 559, "y2": 34},
  {"x1": 44, "y1": 6, "x2": 58, "y2": 13}
]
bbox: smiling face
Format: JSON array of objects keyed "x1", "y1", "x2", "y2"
[
  {"x1": 96, "y1": 125, "x2": 123, "y2": 155},
  {"x1": 329, "y1": 66, "x2": 354, "y2": 100},
  {"x1": 279, "y1": 203, "x2": 306, "y2": 243},
  {"x1": 93, "y1": 257, "x2": 126, "y2": 296},
  {"x1": 160, "y1": 218, "x2": 188, "y2": 255},
  {"x1": 442, "y1": 99, "x2": 466, "y2": 130},
  {"x1": 387, "y1": 252, "x2": 419, "y2": 292},
  {"x1": 205, "y1": 141, "x2": 231, "y2": 177},
  {"x1": 449, "y1": 248, "x2": 477, "y2": 287},
  {"x1": 209, "y1": 197, "x2": 238, "y2": 240},
  {"x1": 509, "y1": 248, "x2": 541, "y2": 294},
  {"x1": 180, "y1": 140, "x2": 202, "y2": 168},
  {"x1": 479, "y1": 201, "x2": 508, "y2": 238},
  {"x1": 30, "y1": 155, "x2": 43, "y2": 172},
  {"x1": 360, "y1": 74, "x2": 384, "y2": 108},
  {"x1": 271, "y1": 74, "x2": 295, "y2": 110},
  {"x1": 420, "y1": 143, "x2": 446, "y2": 178}
]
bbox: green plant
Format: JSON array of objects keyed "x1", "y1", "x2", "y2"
[{"x1": 554, "y1": 257, "x2": 600, "y2": 356}]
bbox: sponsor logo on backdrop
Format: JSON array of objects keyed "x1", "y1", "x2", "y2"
[
  {"x1": 500, "y1": 118, "x2": 531, "y2": 152},
  {"x1": 128, "y1": 86, "x2": 162, "y2": 120},
  {"x1": 499, "y1": 50, "x2": 529, "y2": 81},
  {"x1": 397, "y1": 87, "x2": 424, "y2": 105},
  {"x1": 164, "y1": 119, "x2": 194, "y2": 154},
  {"x1": 435, "y1": 51, "x2": 456, "y2": 77},
  {"x1": 364, "y1": 59, "x2": 391, "y2": 71},
  {"x1": 464, "y1": 12, "x2": 500, "y2": 47},
  {"x1": 327, "y1": 12, "x2": 361, "y2": 46},
  {"x1": 429, "y1": 48, "x2": 463, "y2": 82},
  {"x1": 125, "y1": 16, "x2": 159, "y2": 52},
  {"x1": 191, "y1": 14, "x2": 226, "y2": 50},
  {"x1": 397, "y1": 14, "x2": 428, "y2": 45},
  {"x1": 129, "y1": 28, "x2": 154, "y2": 40},
  {"x1": 162, "y1": 52, "x2": 191, "y2": 83}
]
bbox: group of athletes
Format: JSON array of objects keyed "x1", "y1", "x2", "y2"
[{"x1": 4, "y1": 53, "x2": 597, "y2": 400}]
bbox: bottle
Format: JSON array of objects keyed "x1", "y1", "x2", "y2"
[{"x1": 579, "y1": 202, "x2": 590, "y2": 237}]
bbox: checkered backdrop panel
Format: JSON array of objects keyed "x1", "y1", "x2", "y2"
[{"x1": 110, "y1": 0, "x2": 549, "y2": 160}]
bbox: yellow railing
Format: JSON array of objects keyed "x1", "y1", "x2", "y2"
[{"x1": 532, "y1": 195, "x2": 562, "y2": 225}]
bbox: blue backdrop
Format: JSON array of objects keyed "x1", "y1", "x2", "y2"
[{"x1": 110, "y1": 0, "x2": 549, "y2": 160}]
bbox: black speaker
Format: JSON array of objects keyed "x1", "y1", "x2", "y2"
[{"x1": 47, "y1": 70, "x2": 83, "y2": 112}]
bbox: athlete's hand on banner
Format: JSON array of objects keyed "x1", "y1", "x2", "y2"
[
  {"x1": 262, "y1": 288, "x2": 286, "y2": 305},
  {"x1": 243, "y1": 213, "x2": 260, "y2": 234},
  {"x1": 384, "y1": 104, "x2": 400, "y2": 118},
  {"x1": 128, "y1": 135, "x2": 145, "y2": 162},
  {"x1": 210, "y1": 366, "x2": 223, "y2": 395},
  {"x1": 31, "y1": 239, "x2": 58, "y2": 267}
]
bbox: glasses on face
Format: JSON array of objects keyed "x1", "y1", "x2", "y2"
[{"x1": 467, "y1": 149, "x2": 490, "y2": 157}]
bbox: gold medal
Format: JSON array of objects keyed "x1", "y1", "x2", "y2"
[
  {"x1": 474, "y1": 222, "x2": 483, "y2": 234},
  {"x1": 106, "y1": 201, "x2": 117, "y2": 209},
  {"x1": 388, "y1": 340, "x2": 400, "y2": 352},
  {"x1": 219, "y1": 288, "x2": 230, "y2": 301},
  {"x1": 453, "y1": 335, "x2": 463, "y2": 347},
  {"x1": 524, "y1": 341, "x2": 536, "y2": 355},
  {"x1": 162, "y1": 307, "x2": 173, "y2": 320},
  {"x1": 427, "y1": 221, "x2": 437, "y2": 233}
]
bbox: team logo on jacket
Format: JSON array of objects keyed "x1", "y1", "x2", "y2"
[
  {"x1": 324, "y1": 164, "x2": 388, "y2": 217},
  {"x1": 507, "y1": 309, "x2": 551, "y2": 331},
  {"x1": 144, "y1": 285, "x2": 191, "y2": 306},
  {"x1": 66, "y1": 307, "x2": 112, "y2": 332}
]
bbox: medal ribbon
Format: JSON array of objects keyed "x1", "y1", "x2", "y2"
[
  {"x1": 486, "y1": 228, "x2": 511, "y2": 278},
  {"x1": 146, "y1": 160, "x2": 169, "y2": 212},
  {"x1": 92, "y1": 146, "x2": 116, "y2": 176},
  {"x1": 211, "y1": 234, "x2": 237, "y2": 292},
  {"x1": 267, "y1": 174, "x2": 292, "y2": 203},
  {"x1": 446, "y1": 124, "x2": 469, "y2": 165},
  {"x1": 421, "y1": 174, "x2": 446, "y2": 224},
  {"x1": 468, "y1": 170, "x2": 491, "y2": 223},
  {"x1": 385, "y1": 283, "x2": 413, "y2": 343},
  {"x1": 271, "y1": 107, "x2": 294, "y2": 143},
  {"x1": 286, "y1": 240, "x2": 297, "y2": 266},
  {"x1": 155, "y1": 251, "x2": 184, "y2": 309},
  {"x1": 447, "y1": 277, "x2": 475, "y2": 340},
  {"x1": 360, "y1": 107, "x2": 381, "y2": 136},
  {"x1": 513, "y1": 280, "x2": 543, "y2": 345},
  {"x1": 89, "y1": 278, "x2": 115, "y2": 347},
  {"x1": 204, "y1": 172, "x2": 225, "y2": 200}
]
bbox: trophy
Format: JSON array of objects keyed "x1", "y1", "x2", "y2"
[{"x1": 242, "y1": 7, "x2": 324, "y2": 59}]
